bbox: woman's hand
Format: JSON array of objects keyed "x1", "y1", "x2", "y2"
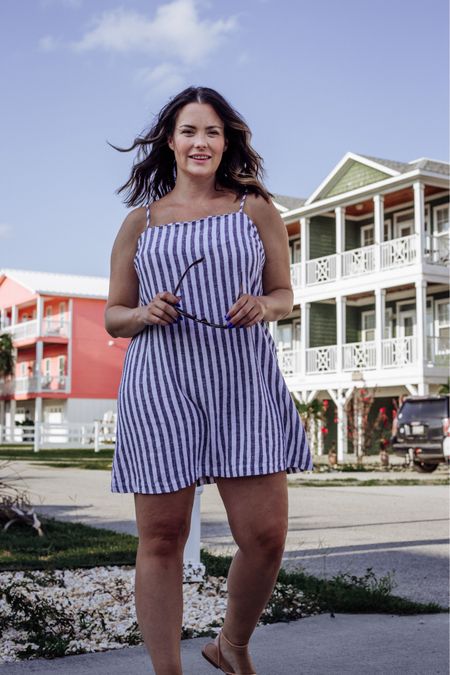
[
  {"x1": 225, "y1": 293, "x2": 267, "y2": 328},
  {"x1": 139, "y1": 291, "x2": 182, "y2": 327}
]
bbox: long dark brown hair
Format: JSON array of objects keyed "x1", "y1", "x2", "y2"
[{"x1": 110, "y1": 86, "x2": 273, "y2": 207}]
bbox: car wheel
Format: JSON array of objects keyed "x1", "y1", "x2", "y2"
[{"x1": 412, "y1": 460, "x2": 439, "y2": 473}]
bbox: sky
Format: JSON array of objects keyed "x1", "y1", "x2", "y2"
[{"x1": 0, "y1": 0, "x2": 448, "y2": 277}]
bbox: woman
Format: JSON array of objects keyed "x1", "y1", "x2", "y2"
[{"x1": 105, "y1": 86, "x2": 313, "y2": 675}]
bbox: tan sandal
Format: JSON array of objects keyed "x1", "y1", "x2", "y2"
[{"x1": 201, "y1": 628, "x2": 257, "y2": 674}]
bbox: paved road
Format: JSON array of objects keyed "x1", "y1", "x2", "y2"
[{"x1": 4, "y1": 461, "x2": 449, "y2": 607}]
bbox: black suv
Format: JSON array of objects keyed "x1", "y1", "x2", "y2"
[{"x1": 390, "y1": 394, "x2": 450, "y2": 472}]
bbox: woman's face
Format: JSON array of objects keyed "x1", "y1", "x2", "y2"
[{"x1": 168, "y1": 102, "x2": 228, "y2": 180}]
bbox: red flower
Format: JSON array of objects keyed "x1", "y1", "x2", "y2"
[
  {"x1": 321, "y1": 427, "x2": 328, "y2": 434},
  {"x1": 380, "y1": 407, "x2": 386, "y2": 414}
]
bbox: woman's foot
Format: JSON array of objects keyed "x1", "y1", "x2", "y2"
[{"x1": 217, "y1": 629, "x2": 257, "y2": 674}]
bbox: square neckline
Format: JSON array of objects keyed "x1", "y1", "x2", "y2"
[{"x1": 144, "y1": 191, "x2": 248, "y2": 231}]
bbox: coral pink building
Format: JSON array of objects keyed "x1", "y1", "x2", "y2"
[{"x1": 0, "y1": 269, "x2": 129, "y2": 427}]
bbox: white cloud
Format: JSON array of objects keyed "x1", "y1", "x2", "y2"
[
  {"x1": 134, "y1": 63, "x2": 186, "y2": 97},
  {"x1": 0, "y1": 224, "x2": 12, "y2": 239},
  {"x1": 38, "y1": 35, "x2": 60, "y2": 52},
  {"x1": 71, "y1": 0, "x2": 239, "y2": 66}
]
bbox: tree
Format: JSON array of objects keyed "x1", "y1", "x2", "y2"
[{"x1": 0, "y1": 333, "x2": 14, "y2": 377}]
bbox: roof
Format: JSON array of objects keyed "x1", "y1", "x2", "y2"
[
  {"x1": 272, "y1": 193, "x2": 307, "y2": 211},
  {"x1": 358, "y1": 154, "x2": 450, "y2": 176},
  {"x1": 0, "y1": 268, "x2": 109, "y2": 299}
]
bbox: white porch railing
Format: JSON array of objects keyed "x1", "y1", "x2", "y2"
[
  {"x1": 306, "y1": 253, "x2": 338, "y2": 285},
  {"x1": 342, "y1": 244, "x2": 376, "y2": 277},
  {"x1": 290, "y1": 261, "x2": 301, "y2": 288},
  {"x1": 426, "y1": 233, "x2": 450, "y2": 266},
  {"x1": 380, "y1": 234, "x2": 418, "y2": 269},
  {"x1": 2, "y1": 315, "x2": 70, "y2": 341},
  {"x1": 427, "y1": 335, "x2": 450, "y2": 366},
  {"x1": 382, "y1": 336, "x2": 416, "y2": 367},
  {"x1": 0, "y1": 374, "x2": 70, "y2": 395},
  {"x1": 276, "y1": 347, "x2": 300, "y2": 376},
  {"x1": 343, "y1": 340, "x2": 377, "y2": 370},
  {"x1": 306, "y1": 345, "x2": 337, "y2": 374},
  {"x1": 292, "y1": 233, "x2": 449, "y2": 290}
]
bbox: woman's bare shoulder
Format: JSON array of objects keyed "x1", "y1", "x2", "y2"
[{"x1": 118, "y1": 206, "x2": 147, "y2": 241}]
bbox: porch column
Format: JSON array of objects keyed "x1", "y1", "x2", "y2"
[
  {"x1": 11, "y1": 305, "x2": 18, "y2": 325},
  {"x1": 413, "y1": 181, "x2": 426, "y2": 257},
  {"x1": 268, "y1": 320, "x2": 277, "y2": 341},
  {"x1": 415, "y1": 279, "x2": 427, "y2": 369},
  {"x1": 335, "y1": 206, "x2": 345, "y2": 280},
  {"x1": 375, "y1": 287, "x2": 386, "y2": 370},
  {"x1": 36, "y1": 296, "x2": 44, "y2": 337},
  {"x1": 35, "y1": 340, "x2": 43, "y2": 391},
  {"x1": 337, "y1": 392, "x2": 347, "y2": 463},
  {"x1": 373, "y1": 194, "x2": 384, "y2": 272},
  {"x1": 0, "y1": 308, "x2": 6, "y2": 329},
  {"x1": 301, "y1": 302, "x2": 310, "y2": 377},
  {"x1": 300, "y1": 217, "x2": 309, "y2": 288},
  {"x1": 9, "y1": 399, "x2": 16, "y2": 441},
  {"x1": 336, "y1": 294, "x2": 346, "y2": 372}
]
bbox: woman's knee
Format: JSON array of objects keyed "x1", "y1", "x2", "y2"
[
  {"x1": 236, "y1": 521, "x2": 288, "y2": 559},
  {"x1": 137, "y1": 517, "x2": 191, "y2": 557}
]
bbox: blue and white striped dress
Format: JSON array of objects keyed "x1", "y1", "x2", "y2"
[{"x1": 111, "y1": 191, "x2": 313, "y2": 494}]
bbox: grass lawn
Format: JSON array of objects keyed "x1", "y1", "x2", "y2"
[{"x1": 0, "y1": 514, "x2": 446, "y2": 615}]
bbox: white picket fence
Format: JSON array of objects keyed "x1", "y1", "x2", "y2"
[{"x1": 0, "y1": 421, "x2": 116, "y2": 452}]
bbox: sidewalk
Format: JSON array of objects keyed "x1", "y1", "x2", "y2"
[{"x1": 4, "y1": 612, "x2": 449, "y2": 674}]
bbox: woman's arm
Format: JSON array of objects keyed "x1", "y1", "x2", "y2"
[
  {"x1": 104, "y1": 208, "x2": 148, "y2": 338},
  {"x1": 246, "y1": 194, "x2": 294, "y2": 322}
]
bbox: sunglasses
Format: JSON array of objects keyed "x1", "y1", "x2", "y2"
[{"x1": 171, "y1": 257, "x2": 243, "y2": 329}]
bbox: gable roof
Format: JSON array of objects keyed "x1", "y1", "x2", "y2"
[
  {"x1": 0, "y1": 268, "x2": 109, "y2": 299},
  {"x1": 305, "y1": 151, "x2": 450, "y2": 206},
  {"x1": 272, "y1": 193, "x2": 307, "y2": 212}
]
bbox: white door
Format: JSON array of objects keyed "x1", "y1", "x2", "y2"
[
  {"x1": 398, "y1": 309, "x2": 416, "y2": 337},
  {"x1": 277, "y1": 324, "x2": 293, "y2": 349}
]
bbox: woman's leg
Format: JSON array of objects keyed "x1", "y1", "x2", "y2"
[
  {"x1": 134, "y1": 482, "x2": 197, "y2": 675},
  {"x1": 214, "y1": 470, "x2": 289, "y2": 673}
]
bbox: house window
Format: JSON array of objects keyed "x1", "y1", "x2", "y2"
[
  {"x1": 44, "y1": 358, "x2": 51, "y2": 376},
  {"x1": 59, "y1": 302, "x2": 66, "y2": 325},
  {"x1": 433, "y1": 204, "x2": 449, "y2": 236},
  {"x1": 45, "y1": 306, "x2": 52, "y2": 329},
  {"x1": 361, "y1": 311, "x2": 375, "y2": 341},
  {"x1": 436, "y1": 299, "x2": 450, "y2": 340},
  {"x1": 58, "y1": 356, "x2": 66, "y2": 376}
]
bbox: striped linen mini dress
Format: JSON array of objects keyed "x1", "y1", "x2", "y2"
[{"x1": 111, "y1": 191, "x2": 313, "y2": 494}]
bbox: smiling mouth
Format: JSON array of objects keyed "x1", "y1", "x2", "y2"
[{"x1": 189, "y1": 155, "x2": 211, "y2": 160}]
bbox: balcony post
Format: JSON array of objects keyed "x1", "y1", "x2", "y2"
[
  {"x1": 336, "y1": 295, "x2": 346, "y2": 372},
  {"x1": 335, "y1": 206, "x2": 345, "y2": 280},
  {"x1": 36, "y1": 296, "x2": 44, "y2": 337},
  {"x1": 301, "y1": 301, "x2": 309, "y2": 377},
  {"x1": 415, "y1": 279, "x2": 427, "y2": 370},
  {"x1": 35, "y1": 340, "x2": 43, "y2": 391},
  {"x1": 11, "y1": 305, "x2": 17, "y2": 326},
  {"x1": 413, "y1": 181, "x2": 426, "y2": 257},
  {"x1": 375, "y1": 287, "x2": 385, "y2": 370},
  {"x1": 300, "y1": 217, "x2": 309, "y2": 288},
  {"x1": 9, "y1": 399, "x2": 16, "y2": 441},
  {"x1": 373, "y1": 194, "x2": 384, "y2": 272}
]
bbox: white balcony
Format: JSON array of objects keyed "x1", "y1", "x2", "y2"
[
  {"x1": 2, "y1": 314, "x2": 70, "y2": 342},
  {"x1": 292, "y1": 233, "x2": 449, "y2": 291},
  {"x1": 0, "y1": 374, "x2": 70, "y2": 395},
  {"x1": 276, "y1": 347, "x2": 300, "y2": 376}
]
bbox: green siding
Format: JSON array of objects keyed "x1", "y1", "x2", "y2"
[
  {"x1": 310, "y1": 303, "x2": 336, "y2": 347},
  {"x1": 346, "y1": 305, "x2": 360, "y2": 343},
  {"x1": 324, "y1": 162, "x2": 390, "y2": 198},
  {"x1": 309, "y1": 215, "x2": 335, "y2": 259}
]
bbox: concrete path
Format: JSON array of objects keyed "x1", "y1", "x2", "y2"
[{"x1": 4, "y1": 613, "x2": 449, "y2": 674}]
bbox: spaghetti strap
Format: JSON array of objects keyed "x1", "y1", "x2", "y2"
[
  {"x1": 145, "y1": 203, "x2": 151, "y2": 229},
  {"x1": 239, "y1": 190, "x2": 248, "y2": 213}
]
